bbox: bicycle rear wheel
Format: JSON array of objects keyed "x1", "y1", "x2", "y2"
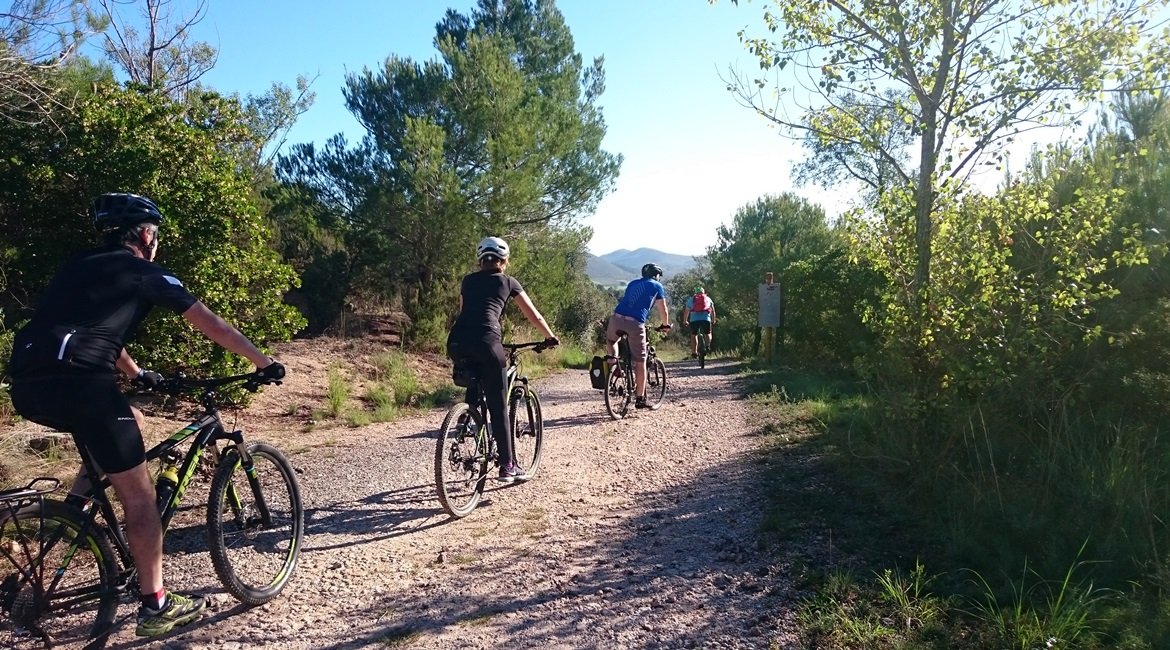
[
  {"x1": 604, "y1": 365, "x2": 632, "y2": 420},
  {"x1": 0, "y1": 500, "x2": 118, "y2": 649},
  {"x1": 647, "y1": 357, "x2": 667, "y2": 407},
  {"x1": 698, "y1": 335, "x2": 707, "y2": 369},
  {"x1": 510, "y1": 387, "x2": 544, "y2": 478},
  {"x1": 434, "y1": 403, "x2": 490, "y2": 517},
  {"x1": 208, "y1": 442, "x2": 304, "y2": 606}
]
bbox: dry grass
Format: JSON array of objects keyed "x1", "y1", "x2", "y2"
[
  {"x1": 0, "y1": 427, "x2": 78, "y2": 491},
  {"x1": 0, "y1": 336, "x2": 460, "y2": 491}
]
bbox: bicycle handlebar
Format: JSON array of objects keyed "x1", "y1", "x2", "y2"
[
  {"x1": 503, "y1": 341, "x2": 555, "y2": 354},
  {"x1": 151, "y1": 369, "x2": 282, "y2": 397}
]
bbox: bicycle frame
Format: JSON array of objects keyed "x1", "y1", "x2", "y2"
[
  {"x1": 0, "y1": 370, "x2": 294, "y2": 649},
  {"x1": 613, "y1": 334, "x2": 658, "y2": 381},
  {"x1": 463, "y1": 342, "x2": 540, "y2": 441},
  {"x1": 28, "y1": 373, "x2": 275, "y2": 599}
]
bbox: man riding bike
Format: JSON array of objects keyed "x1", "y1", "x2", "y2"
[
  {"x1": 604, "y1": 262, "x2": 672, "y2": 410},
  {"x1": 5, "y1": 193, "x2": 285, "y2": 637},
  {"x1": 682, "y1": 286, "x2": 717, "y2": 359},
  {"x1": 447, "y1": 236, "x2": 559, "y2": 483}
]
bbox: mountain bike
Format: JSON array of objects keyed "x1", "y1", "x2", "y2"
[
  {"x1": 696, "y1": 325, "x2": 709, "y2": 369},
  {"x1": 0, "y1": 370, "x2": 304, "y2": 649},
  {"x1": 604, "y1": 325, "x2": 670, "y2": 420},
  {"x1": 435, "y1": 341, "x2": 551, "y2": 518}
]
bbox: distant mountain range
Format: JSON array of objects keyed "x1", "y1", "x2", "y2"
[{"x1": 586, "y1": 247, "x2": 702, "y2": 287}]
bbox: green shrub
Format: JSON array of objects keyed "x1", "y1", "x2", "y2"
[
  {"x1": 0, "y1": 86, "x2": 304, "y2": 378},
  {"x1": 371, "y1": 350, "x2": 419, "y2": 406},
  {"x1": 324, "y1": 366, "x2": 349, "y2": 419}
]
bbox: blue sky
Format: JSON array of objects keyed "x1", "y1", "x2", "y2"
[{"x1": 144, "y1": 0, "x2": 822, "y2": 259}]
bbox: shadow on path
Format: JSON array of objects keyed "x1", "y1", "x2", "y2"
[{"x1": 311, "y1": 363, "x2": 792, "y2": 649}]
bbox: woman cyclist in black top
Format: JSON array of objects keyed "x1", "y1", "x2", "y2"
[{"x1": 447, "y1": 237, "x2": 559, "y2": 482}]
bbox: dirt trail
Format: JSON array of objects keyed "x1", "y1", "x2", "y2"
[{"x1": 91, "y1": 352, "x2": 801, "y2": 650}]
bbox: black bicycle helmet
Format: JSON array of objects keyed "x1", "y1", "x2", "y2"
[
  {"x1": 641, "y1": 262, "x2": 663, "y2": 279},
  {"x1": 90, "y1": 193, "x2": 163, "y2": 233}
]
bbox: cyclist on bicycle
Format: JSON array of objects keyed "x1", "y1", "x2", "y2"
[
  {"x1": 5, "y1": 193, "x2": 285, "y2": 637},
  {"x1": 682, "y1": 286, "x2": 717, "y2": 359},
  {"x1": 447, "y1": 236, "x2": 559, "y2": 483},
  {"x1": 604, "y1": 262, "x2": 672, "y2": 410}
]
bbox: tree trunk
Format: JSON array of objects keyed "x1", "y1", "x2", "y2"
[{"x1": 914, "y1": 123, "x2": 936, "y2": 305}]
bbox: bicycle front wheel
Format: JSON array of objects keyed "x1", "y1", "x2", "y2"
[
  {"x1": 434, "y1": 403, "x2": 489, "y2": 518},
  {"x1": 647, "y1": 357, "x2": 667, "y2": 407},
  {"x1": 0, "y1": 500, "x2": 118, "y2": 650},
  {"x1": 510, "y1": 387, "x2": 544, "y2": 478},
  {"x1": 208, "y1": 442, "x2": 304, "y2": 606},
  {"x1": 604, "y1": 365, "x2": 632, "y2": 420}
]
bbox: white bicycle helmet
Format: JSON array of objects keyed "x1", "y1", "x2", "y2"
[{"x1": 477, "y1": 236, "x2": 510, "y2": 261}]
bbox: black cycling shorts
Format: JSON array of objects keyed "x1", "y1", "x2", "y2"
[
  {"x1": 9, "y1": 376, "x2": 145, "y2": 474},
  {"x1": 689, "y1": 321, "x2": 712, "y2": 336}
]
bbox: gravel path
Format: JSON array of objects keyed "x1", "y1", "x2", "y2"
[{"x1": 101, "y1": 357, "x2": 800, "y2": 650}]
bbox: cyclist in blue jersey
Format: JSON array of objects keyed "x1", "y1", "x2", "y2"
[{"x1": 604, "y1": 263, "x2": 672, "y2": 410}]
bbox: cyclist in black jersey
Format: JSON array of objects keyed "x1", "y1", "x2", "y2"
[
  {"x1": 5, "y1": 193, "x2": 286, "y2": 637},
  {"x1": 447, "y1": 236, "x2": 559, "y2": 483}
]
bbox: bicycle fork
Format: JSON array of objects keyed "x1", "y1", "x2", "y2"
[
  {"x1": 510, "y1": 382, "x2": 536, "y2": 436},
  {"x1": 219, "y1": 431, "x2": 275, "y2": 529}
]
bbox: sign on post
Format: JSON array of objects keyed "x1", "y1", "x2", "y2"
[{"x1": 758, "y1": 283, "x2": 781, "y2": 327}]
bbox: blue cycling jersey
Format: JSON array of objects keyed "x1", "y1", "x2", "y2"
[{"x1": 614, "y1": 277, "x2": 666, "y2": 323}]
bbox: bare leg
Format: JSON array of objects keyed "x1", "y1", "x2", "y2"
[
  {"x1": 107, "y1": 462, "x2": 164, "y2": 595},
  {"x1": 635, "y1": 358, "x2": 647, "y2": 398},
  {"x1": 690, "y1": 333, "x2": 698, "y2": 355},
  {"x1": 103, "y1": 407, "x2": 162, "y2": 595}
]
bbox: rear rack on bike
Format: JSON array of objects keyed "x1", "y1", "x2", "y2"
[{"x1": 0, "y1": 478, "x2": 60, "y2": 505}]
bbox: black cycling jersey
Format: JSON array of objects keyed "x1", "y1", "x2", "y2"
[
  {"x1": 449, "y1": 270, "x2": 523, "y2": 340},
  {"x1": 8, "y1": 245, "x2": 197, "y2": 378}
]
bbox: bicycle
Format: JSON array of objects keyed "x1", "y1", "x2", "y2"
[
  {"x1": 435, "y1": 341, "x2": 551, "y2": 518},
  {"x1": 604, "y1": 325, "x2": 669, "y2": 420},
  {"x1": 0, "y1": 370, "x2": 304, "y2": 649},
  {"x1": 696, "y1": 324, "x2": 709, "y2": 369}
]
